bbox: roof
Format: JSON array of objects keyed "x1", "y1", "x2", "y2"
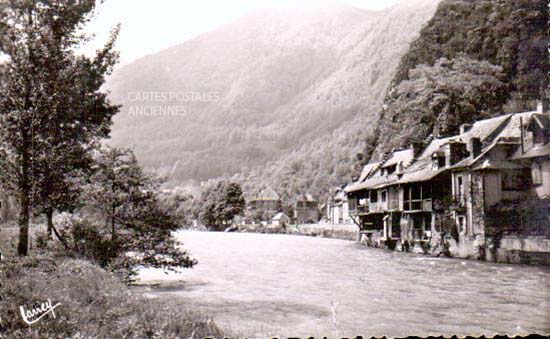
[
  {"x1": 512, "y1": 143, "x2": 550, "y2": 160},
  {"x1": 452, "y1": 112, "x2": 536, "y2": 169},
  {"x1": 381, "y1": 148, "x2": 414, "y2": 168},
  {"x1": 273, "y1": 212, "x2": 289, "y2": 220},
  {"x1": 357, "y1": 163, "x2": 377, "y2": 183},
  {"x1": 394, "y1": 160, "x2": 447, "y2": 185},
  {"x1": 346, "y1": 174, "x2": 391, "y2": 193},
  {"x1": 253, "y1": 186, "x2": 281, "y2": 201},
  {"x1": 296, "y1": 193, "x2": 316, "y2": 202},
  {"x1": 346, "y1": 111, "x2": 539, "y2": 193},
  {"x1": 471, "y1": 159, "x2": 527, "y2": 171},
  {"x1": 529, "y1": 114, "x2": 550, "y2": 131}
]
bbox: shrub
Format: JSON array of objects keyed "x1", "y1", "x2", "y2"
[{"x1": 0, "y1": 251, "x2": 223, "y2": 338}]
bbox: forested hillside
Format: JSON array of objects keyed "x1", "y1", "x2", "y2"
[
  {"x1": 237, "y1": 0, "x2": 548, "y2": 203},
  {"x1": 107, "y1": 0, "x2": 441, "y2": 185},
  {"x1": 374, "y1": 0, "x2": 548, "y2": 156}
]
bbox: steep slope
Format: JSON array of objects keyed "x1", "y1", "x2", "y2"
[
  {"x1": 373, "y1": 0, "x2": 548, "y2": 157},
  {"x1": 107, "y1": 0, "x2": 441, "y2": 186}
]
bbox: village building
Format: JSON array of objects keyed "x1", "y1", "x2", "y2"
[
  {"x1": 326, "y1": 187, "x2": 353, "y2": 225},
  {"x1": 272, "y1": 212, "x2": 291, "y2": 227},
  {"x1": 345, "y1": 105, "x2": 549, "y2": 264},
  {"x1": 294, "y1": 193, "x2": 320, "y2": 224},
  {"x1": 247, "y1": 186, "x2": 283, "y2": 221}
]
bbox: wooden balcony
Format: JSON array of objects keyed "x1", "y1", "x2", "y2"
[
  {"x1": 403, "y1": 198, "x2": 433, "y2": 212},
  {"x1": 350, "y1": 205, "x2": 369, "y2": 215}
]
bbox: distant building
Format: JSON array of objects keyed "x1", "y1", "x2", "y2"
[
  {"x1": 294, "y1": 193, "x2": 320, "y2": 224},
  {"x1": 326, "y1": 188, "x2": 353, "y2": 225},
  {"x1": 248, "y1": 186, "x2": 283, "y2": 221},
  {"x1": 272, "y1": 212, "x2": 290, "y2": 227}
]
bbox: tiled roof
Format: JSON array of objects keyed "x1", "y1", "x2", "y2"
[
  {"x1": 254, "y1": 186, "x2": 281, "y2": 201},
  {"x1": 346, "y1": 111, "x2": 537, "y2": 193},
  {"x1": 452, "y1": 112, "x2": 535, "y2": 169},
  {"x1": 381, "y1": 148, "x2": 414, "y2": 168},
  {"x1": 357, "y1": 163, "x2": 377, "y2": 183}
]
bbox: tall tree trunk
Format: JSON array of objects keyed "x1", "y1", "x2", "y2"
[
  {"x1": 111, "y1": 205, "x2": 116, "y2": 241},
  {"x1": 46, "y1": 209, "x2": 53, "y2": 240},
  {"x1": 17, "y1": 148, "x2": 30, "y2": 256}
]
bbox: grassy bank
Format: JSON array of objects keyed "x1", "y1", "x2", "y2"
[{"x1": 0, "y1": 224, "x2": 224, "y2": 339}]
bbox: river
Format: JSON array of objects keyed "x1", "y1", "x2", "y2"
[{"x1": 139, "y1": 231, "x2": 550, "y2": 338}]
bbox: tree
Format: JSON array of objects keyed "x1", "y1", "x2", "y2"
[
  {"x1": 0, "y1": 0, "x2": 119, "y2": 255},
  {"x1": 84, "y1": 146, "x2": 195, "y2": 276},
  {"x1": 377, "y1": 56, "x2": 509, "y2": 152},
  {"x1": 197, "y1": 181, "x2": 245, "y2": 231}
]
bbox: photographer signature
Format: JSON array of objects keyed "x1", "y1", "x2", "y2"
[{"x1": 19, "y1": 299, "x2": 61, "y2": 325}]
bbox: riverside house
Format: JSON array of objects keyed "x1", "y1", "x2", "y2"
[
  {"x1": 294, "y1": 193, "x2": 320, "y2": 224},
  {"x1": 248, "y1": 186, "x2": 283, "y2": 214},
  {"x1": 326, "y1": 187, "x2": 353, "y2": 225},
  {"x1": 345, "y1": 104, "x2": 550, "y2": 264}
]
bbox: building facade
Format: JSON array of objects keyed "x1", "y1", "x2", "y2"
[{"x1": 346, "y1": 107, "x2": 550, "y2": 264}]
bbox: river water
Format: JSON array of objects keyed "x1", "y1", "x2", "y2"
[{"x1": 139, "y1": 231, "x2": 550, "y2": 338}]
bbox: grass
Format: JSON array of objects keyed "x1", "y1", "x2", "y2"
[{"x1": 0, "y1": 223, "x2": 225, "y2": 339}]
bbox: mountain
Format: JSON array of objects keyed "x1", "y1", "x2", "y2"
[{"x1": 107, "y1": 0, "x2": 441, "y2": 193}]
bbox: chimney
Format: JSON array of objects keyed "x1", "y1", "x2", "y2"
[
  {"x1": 469, "y1": 137, "x2": 482, "y2": 158},
  {"x1": 460, "y1": 123, "x2": 473, "y2": 134}
]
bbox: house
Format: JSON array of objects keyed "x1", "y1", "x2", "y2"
[
  {"x1": 326, "y1": 187, "x2": 353, "y2": 225},
  {"x1": 272, "y1": 212, "x2": 290, "y2": 227},
  {"x1": 248, "y1": 186, "x2": 283, "y2": 221},
  {"x1": 345, "y1": 105, "x2": 550, "y2": 263},
  {"x1": 448, "y1": 109, "x2": 550, "y2": 261},
  {"x1": 294, "y1": 193, "x2": 320, "y2": 224}
]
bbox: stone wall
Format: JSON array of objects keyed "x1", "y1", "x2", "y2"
[{"x1": 492, "y1": 236, "x2": 550, "y2": 265}]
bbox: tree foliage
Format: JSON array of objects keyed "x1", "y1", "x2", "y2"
[
  {"x1": 82, "y1": 146, "x2": 196, "y2": 277},
  {"x1": 377, "y1": 56, "x2": 509, "y2": 151},
  {"x1": 196, "y1": 181, "x2": 245, "y2": 231},
  {"x1": 0, "y1": 0, "x2": 118, "y2": 255},
  {"x1": 392, "y1": 0, "x2": 547, "y2": 106}
]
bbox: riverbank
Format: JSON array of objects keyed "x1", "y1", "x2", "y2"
[
  {"x1": 237, "y1": 222, "x2": 359, "y2": 241},
  {"x1": 0, "y1": 224, "x2": 223, "y2": 338}
]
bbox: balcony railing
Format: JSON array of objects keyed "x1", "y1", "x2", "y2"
[{"x1": 350, "y1": 205, "x2": 369, "y2": 215}]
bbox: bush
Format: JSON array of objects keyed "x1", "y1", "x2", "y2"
[{"x1": 0, "y1": 248, "x2": 223, "y2": 338}]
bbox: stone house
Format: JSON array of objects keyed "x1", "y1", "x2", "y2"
[{"x1": 294, "y1": 193, "x2": 320, "y2": 224}]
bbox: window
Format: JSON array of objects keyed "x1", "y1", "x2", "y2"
[
  {"x1": 386, "y1": 165, "x2": 397, "y2": 175},
  {"x1": 381, "y1": 190, "x2": 387, "y2": 203},
  {"x1": 457, "y1": 216, "x2": 466, "y2": 234},
  {"x1": 438, "y1": 156, "x2": 446, "y2": 168},
  {"x1": 370, "y1": 190, "x2": 378, "y2": 203},
  {"x1": 532, "y1": 163, "x2": 543, "y2": 186},
  {"x1": 534, "y1": 130, "x2": 545, "y2": 146}
]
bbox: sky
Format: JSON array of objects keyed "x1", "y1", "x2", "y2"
[{"x1": 82, "y1": 0, "x2": 403, "y2": 66}]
